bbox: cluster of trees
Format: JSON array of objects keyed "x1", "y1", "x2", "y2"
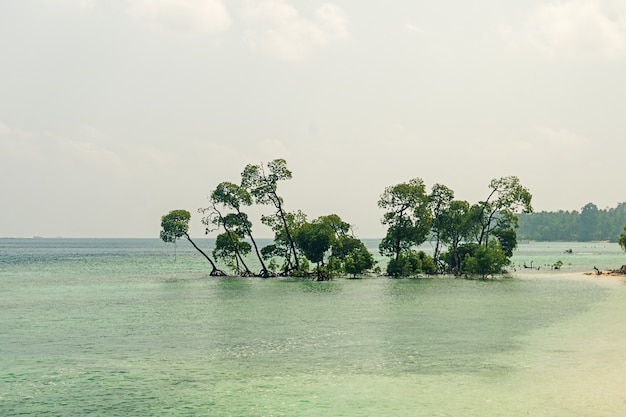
[
  {"x1": 161, "y1": 159, "x2": 375, "y2": 280},
  {"x1": 161, "y1": 159, "x2": 536, "y2": 280},
  {"x1": 378, "y1": 176, "x2": 532, "y2": 278},
  {"x1": 516, "y1": 203, "x2": 626, "y2": 242}
]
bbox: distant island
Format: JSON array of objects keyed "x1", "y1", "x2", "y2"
[{"x1": 517, "y1": 203, "x2": 626, "y2": 242}]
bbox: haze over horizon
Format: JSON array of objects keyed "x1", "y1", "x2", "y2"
[{"x1": 1, "y1": 0, "x2": 625, "y2": 238}]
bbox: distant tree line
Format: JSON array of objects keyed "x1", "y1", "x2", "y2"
[
  {"x1": 160, "y1": 159, "x2": 533, "y2": 280},
  {"x1": 516, "y1": 202, "x2": 626, "y2": 242}
]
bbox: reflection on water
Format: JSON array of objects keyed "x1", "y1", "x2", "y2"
[{"x1": 1, "y1": 239, "x2": 625, "y2": 416}]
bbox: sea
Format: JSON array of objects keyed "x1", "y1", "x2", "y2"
[{"x1": 1, "y1": 238, "x2": 625, "y2": 416}]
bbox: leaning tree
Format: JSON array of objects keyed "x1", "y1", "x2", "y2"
[
  {"x1": 428, "y1": 183, "x2": 455, "y2": 268},
  {"x1": 204, "y1": 181, "x2": 270, "y2": 277},
  {"x1": 241, "y1": 159, "x2": 300, "y2": 273},
  {"x1": 476, "y1": 176, "x2": 533, "y2": 247},
  {"x1": 160, "y1": 209, "x2": 225, "y2": 276}
]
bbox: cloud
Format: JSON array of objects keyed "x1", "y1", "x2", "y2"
[
  {"x1": 255, "y1": 138, "x2": 291, "y2": 159},
  {"x1": 534, "y1": 126, "x2": 587, "y2": 148},
  {"x1": 242, "y1": 0, "x2": 350, "y2": 61},
  {"x1": 516, "y1": 0, "x2": 626, "y2": 59},
  {"x1": 44, "y1": 0, "x2": 95, "y2": 9},
  {"x1": 126, "y1": 0, "x2": 232, "y2": 36},
  {"x1": 0, "y1": 121, "x2": 11, "y2": 136},
  {"x1": 404, "y1": 23, "x2": 420, "y2": 34}
]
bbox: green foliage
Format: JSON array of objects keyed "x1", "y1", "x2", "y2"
[
  {"x1": 492, "y1": 227, "x2": 517, "y2": 258},
  {"x1": 206, "y1": 180, "x2": 270, "y2": 276},
  {"x1": 160, "y1": 209, "x2": 191, "y2": 243},
  {"x1": 436, "y1": 199, "x2": 478, "y2": 274},
  {"x1": 419, "y1": 252, "x2": 437, "y2": 275},
  {"x1": 377, "y1": 176, "x2": 531, "y2": 278},
  {"x1": 476, "y1": 176, "x2": 532, "y2": 246},
  {"x1": 617, "y1": 223, "x2": 626, "y2": 250},
  {"x1": 211, "y1": 182, "x2": 253, "y2": 210},
  {"x1": 333, "y1": 235, "x2": 376, "y2": 277},
  {"x1": 241, "y1": 159, "x2": 292, "y2": 207},
  {"x1": 241, "y1": 159, "x2": 299, "y2": 272},
  {"x1": 517, "y1": 202, "x2": 626, "y2": 242},
  {"x1": 579, "y1": 203, "x2": 599, "y2": 241},
  {"x1": 378, "y1": 178, "x2": 432, "y2": 259},
  {"x1": 293, "y1": 221, "x2": 335, "y2": 265},
  {"x1": 212, "y1": 232, "x2": 251, "y2": 272},
  {"x1": 428, "y1": 184, "x2": 455, "y2": 265},
  {"x1": 384, "y1": 250, "x2": 435, "y2": 277},
  {"x1": 293, "y1": 214, "x2": 374, "y2": 279},
  {"x1": 164, "y1": 158, "x2": 536, "y2": 281},
  {"x1": 459, "y1": 242, "x2": 508, "y2": 279},
  {"x1": 160, "y1": 209, "x2": 224, "y2": 275},
  {"x1": 386, "y1": 250, "x2": 429, "y2": 277},
  {"x1": 261, "y1": 210, "x2": 307, "y2": 273}
]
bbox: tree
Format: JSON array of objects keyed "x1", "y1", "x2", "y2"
[
  {"x1": 211, "y1": 212, "x2": 254, "y2": 276},
  {"x1": 241, "y1": 159, "x2": 300, "y2": 272},
  {"x1": 428, "y1": 184, "x2": 455, "y2": 268},
  {"x1": 619, "y1": 226, "x2": 626, "y2": 252},
  {"x1": 332, "y1": 235, "x2": 376, "y2": 277},
  {"x1": 516, "y1": 203, "x2": 626, "y2": 242},
  {"x1": 477, "y1": 176, "x2": 533, "y2": 246},
  {"x1": 160, "y1": 209, "x2": 225, "y2": 276},
  {"x1": 492, "y1": 213, "x2": 518, "y2": 258},
  {"x1": 213, "y1": 230, "x2": 252, "y2": 274},
  {"x1": 385, "y1": 250, "x2": 435, "y2": 277},
  {"x1": 293, "y1": 220, "x2": 335, "y2": 280},
  {"x1": 458, "y1": 242, "x2": 508, "y2": 279},
  {"x1": 580, "y1": 202, "x2": 599, "y2": 241},
  {"x1": 292, "y1": 214, "x2": 375, "y2": 279},
  {"x1": 438, "y1": 200, "x2": 477, "y2": 274},
  {"x1": 207, "y1": 181, "x2": 269, "y2": 277},
  {"x1": 378, "y1": 178, "x2": 432, "y2": 276},
  {"x1": 261, "y1": 209, "x2": 308, "y2": 275}
]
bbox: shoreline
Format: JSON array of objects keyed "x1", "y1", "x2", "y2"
[{"x1": 584, "y1": 265, "x2": 626, "y2": 278}]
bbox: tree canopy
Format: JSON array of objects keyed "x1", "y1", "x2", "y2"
[
  {"x1": 160, "y1": 159, "x2": 536, "y2": 280},
  {"x1": 376, "y1": 176, "x2": 532, "y2": 279},
  {"x1": 378, "y1": 178, "x2": 432, "y2": 265},
  {"x1": 160, "y1": 209, "x2": 225, "y2": 276}
]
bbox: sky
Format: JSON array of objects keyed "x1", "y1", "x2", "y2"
[{"x1": 1, "y1": 0, "x2": 625, "y2": 238}]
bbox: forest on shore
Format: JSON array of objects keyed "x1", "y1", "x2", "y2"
[{"x1": 517, "y1": 203, "x2": 626, "y2": 242}]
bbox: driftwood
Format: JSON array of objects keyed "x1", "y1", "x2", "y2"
[{"x1": 586, "y1": 265, "x2": 626, "y2": 277}]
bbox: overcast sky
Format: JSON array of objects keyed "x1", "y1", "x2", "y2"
[{"x1": 1, "y1": 0, "x2": 625, "y2": 238}]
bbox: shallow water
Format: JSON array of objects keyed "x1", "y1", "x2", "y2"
[{"x1": 1, "y1": 239, "x2": 625, "y2": 416}]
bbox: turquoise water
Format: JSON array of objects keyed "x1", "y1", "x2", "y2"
[{"x1": 1, "y1": 239, "x2": 625, "y2": 416}]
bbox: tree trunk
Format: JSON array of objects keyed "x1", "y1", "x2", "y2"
[
  {"x1": 453, "y1": 238, "x2": 461, "y2": 275},
  {"x1": 185, "y1": 233, "x2": 226, "y2": 276},
  {"x1": 222, "y1": 224, "x2": 252, "y2": 276},
  {"x1": 237, "y1": 209, "x2": 269, "y2": 277},
  {"x1": 275, "y1": 199, "x2": 300, "y2": 271},
  {"x1": 433, "y1": 233, "x2": 440, "y2": 268}
]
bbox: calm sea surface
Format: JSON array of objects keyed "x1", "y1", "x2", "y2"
[{"x1": 1, "y1": 238, "x2": 625, "y2": 416}]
